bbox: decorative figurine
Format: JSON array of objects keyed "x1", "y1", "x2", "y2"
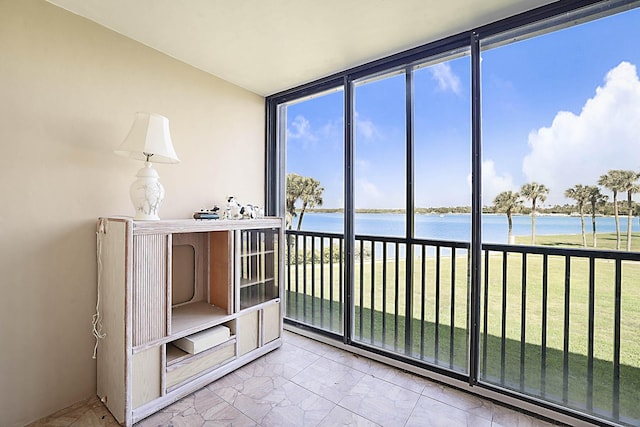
[
  {"x1": 222, "y1": 196, "x2": 265, "y2": 220},
  {"x1": 225, "y1": 196, "x2": 243, "y2": 220}
]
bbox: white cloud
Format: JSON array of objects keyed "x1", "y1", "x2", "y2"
[
  {"x1": 355, "y1": 112, "x2": 381, "y2": 141},
  {"x1": 320, "y1": 118, "x2": 343, "y2": 140},
  {"x1": 287, "y1": 115, "x2": 316, "y2": 141},
  {"x1": 472, "y1": 159, "x2": 516, "y2": 204},
  {"x1": 522, "y1": 61, "x2": 640, "y2": 204},
  {"x1": 430, "y1": 62, "x2": 461, "y2": 95}
]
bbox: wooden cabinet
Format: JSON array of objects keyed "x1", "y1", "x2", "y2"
[{"x1": 96, "y1": 217, "x2": 283, "y2": 426}]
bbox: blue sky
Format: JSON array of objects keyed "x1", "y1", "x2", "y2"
[{"x1": 286, "y1": 6, "x2": 640, "y2": 209}]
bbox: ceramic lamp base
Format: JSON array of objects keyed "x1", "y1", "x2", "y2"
[{"x1": 130, "y1": 161, "x2": 165, "y2": 220}]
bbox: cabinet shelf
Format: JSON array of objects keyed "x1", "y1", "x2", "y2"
[
  {"x1": 240, "y1": 296, "x2": 280, "y2": 311},
  {"x1": 171, "y1": 302, "x2": 229, "y2": 336},
  {"x1": 166, "y1": 343, "x2": 191, "y2": 366},
  {"x1": 239, "y1": 277, "x2": 275, "y2": 289},
  {"x1": 166, "y1": 336, "x2": 236, "y2": 366},
  {"x1": 240, "y1": 249, "x2": 276, "y2": 258}
]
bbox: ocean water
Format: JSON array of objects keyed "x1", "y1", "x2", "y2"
[{"x1": 293, "y1": 212, "x2": 628, "y2": 244}]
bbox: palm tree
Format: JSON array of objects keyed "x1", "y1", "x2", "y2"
[
  {"x1": 520, "y1": 182, "x2": 549, "y2": 245},
  {"x1": 564, "y1": 184, "x2": 589, "y2": 247},
  {"x1": 286, "y1": 173, "x2": 305, "y2": 229},
  {"x1": 285, "y1": 173, "x2": 325, "y2": 231},
  {"x1": 585, "y1": 185, "x2": 607, "y2": 248},
  {"x1": 297, "y1": 177, "x2": 324, "y2": 230},
  {"x1": 599, "y1": 170, "x2": 624, "y2": 250},
  {"x1": 616, "y1": 170, "x2": 640, "y2": 251},
  {"x1": 493, "y1": 191, "x2": 522, "y2": 244}
]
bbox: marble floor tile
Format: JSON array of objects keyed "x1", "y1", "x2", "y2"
[
  {"x1": 206, "y1": 369, "x2": 247, "y2": 401},
  {"x1": 325, "y1": 351, "x2": 430, "y2": 395},
  {"x1": 236, "y1": 341, "x2": 322, "y2": 380},
  {"x1": 31, "y1": 331, "x2": 564, "y2": 427},
  {"x1": 220, "y1": 376, "x2": 289, "y2": 421},
  {"x1": 135, "y1": 410, "x2": 176, "y2": 426},
  {"x1": 422, "y1": 380, "x2": 494, "y2": 421},
  {"x1": 337, "y1": 374, "x2": 421, "y2": 427},
  {"x1": 257, "y1": 381, "x2": 335, "y2": 426},
  {"x1": 157, "y1": 412, "x2": 206, "y2": 427},
  {"x1": 289, "y1": 356, "x2": 366, "y2": 403},
  {"x1": 317, "y1": 405, "x2": 381, "y2": 427},
  {"x1": 192, "y1": 387, "x2": 256, "y2": 426},
  {"x1": 283, "y1": 330, "x2": 341, "y2": 357},
  {"x1": 406, "y1": 395, "x2": 492, "y2": 427},
  {"x1": 308, "y1": 337, "x2": 430, "y2": 395},
  {"x1": 27, "y1": 396, "x2": 119, "y2": 427},
  {"x1": 491, "y1": 403, "x2": 557, "y2": 427}
]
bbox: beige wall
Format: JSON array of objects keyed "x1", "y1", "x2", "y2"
[{"x1": 0, "y1": 1, "x2": 265, "y2": 425}]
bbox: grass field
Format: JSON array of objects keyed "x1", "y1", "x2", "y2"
[
  {"x1": 284, "y1": 231, "x2": 640, "y2": 423},
  {"x1": 515, "y1": 231, "x2": 640, "y2": 250}
]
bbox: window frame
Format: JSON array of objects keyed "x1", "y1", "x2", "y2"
[{"x1": 265, "y1": 1, "x2": 640, "y2": 425}]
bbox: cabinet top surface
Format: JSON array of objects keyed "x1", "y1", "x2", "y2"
[{"x1": 99, "y1": 217, "x2": 283, "y2": 234}]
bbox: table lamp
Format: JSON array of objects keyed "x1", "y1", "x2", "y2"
[{"x1": 115, "y1": 112, "x2": 180, "y2": 220}]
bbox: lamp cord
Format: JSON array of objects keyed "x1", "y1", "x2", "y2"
[{"x1": 92, "y1": 220, "x2": 107, "y2": 359}]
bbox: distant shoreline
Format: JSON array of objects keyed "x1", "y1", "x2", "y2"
[
  {"x1": 304, "y1": 208, "x2": 468, "y2": 214},
  {"x1": 302, "y1": 208, "x2": 616, "y2": 218}
]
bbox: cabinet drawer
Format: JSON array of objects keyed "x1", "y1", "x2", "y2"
[
  {"x1": 237, "y1": 311, "x2": 259, "y2": 356},
  {"x1": 132, "y1": 347, "x2": 162, "y2": 409},
  {"x1": 263, "y1": 301, "x2": 281, "y2": 344},
  {"x1": 166, "y1": 339, "x2": 235, "y2": 389}
]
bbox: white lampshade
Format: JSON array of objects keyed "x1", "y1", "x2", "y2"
[
  {"x1": 115, "y1": 112, "x2": 180, "y2": 163},
  {"x1": 115, "y1": 112, "x2": 180, "y2": 221}
]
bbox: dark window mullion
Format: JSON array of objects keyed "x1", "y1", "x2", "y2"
[
  {"x1": 344, "y1": 75, "x2": 355, "y2": 345},
  {"x1": 405, "y1": 67, "x2": 415, "y2": 354},
  {"x1": 469, "y1": 32, "x2": 482, "y2": 385}
]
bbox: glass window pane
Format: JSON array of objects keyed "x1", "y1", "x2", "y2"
[
  {"x1": 413, "y1": 53, "x2": 471, "y2": 374},
  {"x1": 414, "y1": 54, "x2": 471, "y2": 240},
  {"x1": 285, "y1": 89, "x2": 344, "y2": 233},
  {"x1": 351, "y1": 71, "x2": 407, "y2": 350},
  {"x1": 282, "y1": 88, "x2": 345, "y2": 334},
  {"x1": 480, "y1": 6, "x2": 640, "y2": 425},
  {"x1": 354, "y1": 72, "x2": 407, "y2": 237}
]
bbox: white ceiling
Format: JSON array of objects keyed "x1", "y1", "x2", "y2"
[{"x1": 47, "y1": 0, "x2": 555, "y2": 96}]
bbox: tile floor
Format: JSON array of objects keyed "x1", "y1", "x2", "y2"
[{"x1": 31, "y1": 330, "x2": 560, "y2": 426}]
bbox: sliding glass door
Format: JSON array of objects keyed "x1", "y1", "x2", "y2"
[
  {"x1": 352, "y1": 71, "x2": 408, "y2": 351},
  {"x1": 480, "y1": 6, "x2": 640, "y2": 422},
  {"x1": 412, "y1": 54, "x2": 471, "y2": 373},
  {"x1": 280, "y1": 88, "x2": 345, "y2": 335},
  {"x1": 268, "y1": 2, "x2": 640, "y2": 424}
]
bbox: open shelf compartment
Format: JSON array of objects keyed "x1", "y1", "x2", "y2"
[{"x1": 171, "y1": 302, "x2": 230, "y2": 336}]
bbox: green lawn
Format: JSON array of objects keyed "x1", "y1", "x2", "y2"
[
  {"x1": 284, "y1": 232, "x2": 640, "y2": 423},
  {"x1": 515, "y1": 231, "x2": 640, "y2": 250}
]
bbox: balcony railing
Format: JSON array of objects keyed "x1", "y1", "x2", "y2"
[{"x1": 284, "y1": 229, "x2": 640, "y2": 426}]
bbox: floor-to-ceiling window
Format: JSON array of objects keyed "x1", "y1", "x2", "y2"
[
  {"x1": 352, "y1": 71, "x2": 408, "y2": 351},
  {"x1": 480, "y1": 5, "x2": 640, "y2": 423},
  {"x1": 413, "y1": 53, "x2": 472, "y2": 373},
  {"x1": 280, "y1": 87, "x2": 345, "y2": 334},
  {"x1": 268, "y1": 1, "x2": 640, "y2": 425}
]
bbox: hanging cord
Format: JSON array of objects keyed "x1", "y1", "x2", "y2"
[{"x1": 92, "y1": 220, "x2": 107, "y2": 359}]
